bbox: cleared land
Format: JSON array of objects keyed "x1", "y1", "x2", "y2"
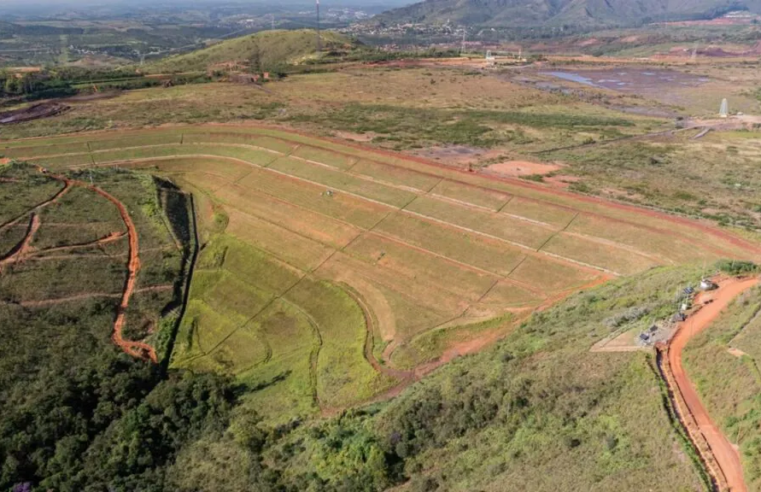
[
  {"x1": 0, "y1": 163, "x2": 190, "y2": 363},
  {"x1": 4, "y1": 124, "x2": 760, "y2": 422}
]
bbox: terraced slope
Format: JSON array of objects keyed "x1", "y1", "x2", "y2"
[{"x1": 4, "y1": 125, "x2": 759, "y2": 421}]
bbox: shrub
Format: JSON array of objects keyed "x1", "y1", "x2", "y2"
[{"x1": 716, "y1": 260, "x2": 759, "y2": 276}]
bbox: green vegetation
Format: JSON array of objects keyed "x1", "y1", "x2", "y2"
[
  {"x1": 373, "y1": 0, "x2": 755, "y2": 28},
  {"x1": 0, "y1": 163, "x2": 221, "y2": 492},
  {"x1": 4, "y1": 250, "x2": 711, "y2": 490},
  {"x1": 149, "y1": 29, "x2": 357, "y2": 74},
  {"x1": 0, "y1": 67, "x2": 210, "y2": 103},
  {"x1": 547, "y1": 132, "x2": 761, "y2": 231},
  {"x1": 4, "y1": 122, "x2": 761, "y2": 490},
  {"x1": 289, "y1": 103, "x2": 637, "y2": 149},
  {"x1": 9, "y1": 264, "x2": 708, "y2": 491},
  {"x1": 716, "y1": 260, "x2": 759, "y2": 275}
]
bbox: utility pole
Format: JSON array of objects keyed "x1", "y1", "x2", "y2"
[
  {"x1": 316, "y1": 0, "x2": 321, "y2": 53},
  {"x1": 271, "y1": 14, "x2": 275, "y2": 30},
  {"x1": 460, "y1": 30, "x2": 466, "y2": 55}
]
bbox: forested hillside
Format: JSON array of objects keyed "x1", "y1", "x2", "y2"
[{"x1": 373, "y1": 0, "x2": 761, "y2": 27}]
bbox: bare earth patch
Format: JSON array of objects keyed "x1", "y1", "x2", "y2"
[
  {"x1": 486, "y1": 160, "x2": 562, "y2": 177},
  {"x1": 412, "y1": 145, "x2": 498, "y2": 169},
  {"x1": 335, "y1": 130, "x2": 377, "y2": 142}
]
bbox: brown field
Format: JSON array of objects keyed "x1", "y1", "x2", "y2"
[{"x1": 4, "y1": 124, "x2": 760, "y2": 397}]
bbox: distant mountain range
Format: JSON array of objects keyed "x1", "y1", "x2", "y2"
[{"x1": 372, "y1": 0, "x2": 761, "y2": 27}]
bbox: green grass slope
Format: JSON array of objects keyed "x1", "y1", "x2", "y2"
[
  {"x1": 170, "y1": 265, "x2": 711, "y2": 491},
  {"x1": 148, "y1": 29, "x2": 356, "y2": 74}
]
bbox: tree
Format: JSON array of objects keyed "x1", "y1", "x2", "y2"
[
  {"x1": 4, "y1": 76, "x2": 19, "y2": 96},
  {"x1": 249, "y1": 40, "x2": 262, "y2": 74}
]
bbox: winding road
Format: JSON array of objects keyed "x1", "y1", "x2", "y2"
[{"x1": 669, "y1": 276, "x2": 759, "y2": 492}]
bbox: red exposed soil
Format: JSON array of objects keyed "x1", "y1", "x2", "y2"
[
  {"x1": 0, "y1": 214, "x2": 40, "y2": 269},
  {"x1": 486, "y1": 160, "x2": 562, "y2": 177},
  {"x1": 667, "y1": 276, "x2": 759, "y2": 492},
  {"x1": 7, "y1": 125, "x2": 761, "y2": 375}
]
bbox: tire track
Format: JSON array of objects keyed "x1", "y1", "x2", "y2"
[
  {"x1": 0, "y1": 180, "x2": 70, "y2": 234},
  {"x1": 7, "y1": 284, "x2": 174, "y2": 308}
]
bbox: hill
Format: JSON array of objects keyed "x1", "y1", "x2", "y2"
[
  {"x1": 6, "y1": 124, "x2": 761, "y2": 425},
  {"x1": 373, "y1": 0, "x2": 761, "y2": 27},
  {"x1": 148, "y1": 29, "x2": 358, "y2": 74},
  {"x1": 0, "y1": 164, "x2": 723, "y2": 489},
  {"x1": 4, "y1": 119, "x2": 761, "y2": 489}
]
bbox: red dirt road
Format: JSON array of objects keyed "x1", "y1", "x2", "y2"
[
  {"x1": 0, "y1": 214, "x2": 40, "y2": 269},
  {"x1": 669, "y1": 276, "x2": 759, "y2": 492},
  {"x1": 85, "y1": 181, "x2": 157, "y2": 363}
]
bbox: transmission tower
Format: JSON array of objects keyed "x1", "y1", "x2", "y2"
[
  {"x1": 316, "y1": 0, "x2": 321, "y2": 53},
  {"x1": 460, "y1": 31, "x2": 466, "y2": 55},
  {"x1": 690, "y1": 42, "x2": 698, "y2": 63}
]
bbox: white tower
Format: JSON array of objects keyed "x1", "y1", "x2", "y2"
[
  {"x1": 720, "y1": 98, "x2": 729, "y2": 118},
  {"x1": 485, "y1": 50, "x2": 495, "y2": 66}
]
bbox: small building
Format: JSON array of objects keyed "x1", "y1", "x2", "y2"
[
  {"x1": 672, "y1": 312, "x2": 687, "y2": 322},
  {"x1": 700, "y1": 279, "x2": 718, "y2": 291},
  {"x1": 485, "y1": 50, "x2": 496, "y2": 67}
]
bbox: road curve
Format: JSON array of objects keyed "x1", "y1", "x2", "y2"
[{"x1": 669, "y1": 276, "x2": 759, "y2": 492}]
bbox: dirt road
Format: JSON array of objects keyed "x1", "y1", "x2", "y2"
[
  {"x1": 86, "y1": 181, "x2": 157, "y2": 363},
  {"x1": 669, "y1": 276, "x2": 759, "y2": 492}
]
